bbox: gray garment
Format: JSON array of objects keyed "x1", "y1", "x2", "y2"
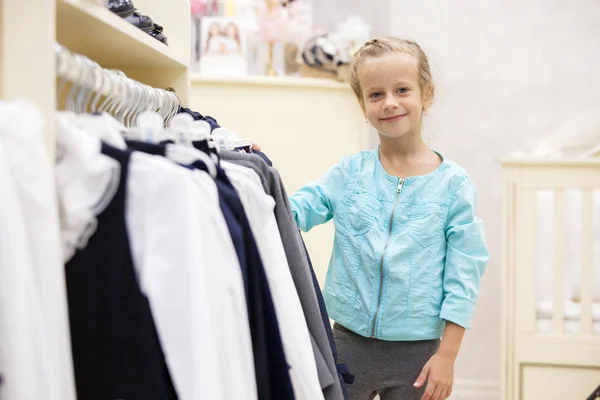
[
  {"x1": 333, "y1": 323, "x2": 440, "y2": 400},
  {"x1": 221, "y1": 152, "x2": 268, "y2": 191},
  {"x1": 272, "y1": 168, "x2": 342, "y2": 400},
  {"x1": 221, "y1": 151, "x2": 344, "y2": 400},
  {"x1": 233, "y1": 160, "x2": 270, "y2": 193}
]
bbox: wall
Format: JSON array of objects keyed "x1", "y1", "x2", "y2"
[
  {"x1": 389, "y1": 0, "x2": 600, "y2": 392},
  {"x1": 312, "y1": 0, "x2": 390, "y2": 37}
]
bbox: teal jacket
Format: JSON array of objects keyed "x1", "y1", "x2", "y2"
[{"x1": 289, "y1": 148, "x2": 489, "y2": 341}]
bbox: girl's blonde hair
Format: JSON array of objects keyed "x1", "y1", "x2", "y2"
[{"x1": 349, "y1": 37, "x2": 435, "y2": 109}]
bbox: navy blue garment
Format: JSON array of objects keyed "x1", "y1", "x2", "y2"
[
  {"x1": 203, "y1": 115, "x2": 220, "y2": 131},
  {"x1": 125, "y1": 139, "x2": 166, "y2": 156},
  {"x1": 66, "y1": 143, "x2": 177, "y2": 400},
  {"x1": 209, "y1": 166, "x2": 295, "y2": 400},
  {"x1": 192, "y1": 140, "x2": 220, "y2": 161},
  {"x1": 177, "y1": 106, "x2": 221, "y2": 131},
  {"x1": 301, "y1": 236, "x2": 352, "y2": 399},
  {"x1": 177, "y1": 106, "x2": 203, "y2": 120}
]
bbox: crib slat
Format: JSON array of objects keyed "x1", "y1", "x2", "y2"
[
  {"x1": 580, "y1": 189, "x2": 593, "y2": 335},
  {"x1": 553, "y1": 190, "x2": 565, "y2": 334},
  {"x1": 517, "y1": 188, "x2": 536, "y2": 333}
]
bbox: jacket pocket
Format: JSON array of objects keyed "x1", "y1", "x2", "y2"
[
  {"x1": 341, "y1": 187, "x2": 379, "y2": 236},
  {"x1": 407, "y1": 203, "x2": 446, "y2": 250},
  {"x1": 407, "y1": 202, "x2": 447, "y2": 318}
]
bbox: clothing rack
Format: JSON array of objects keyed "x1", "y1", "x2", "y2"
[
  {"x1": 55, "y1": 43, "x2": 182, "y2": 127},
  {"x1": 1, "y1": 0, "x2": 191, "y2": 156}
]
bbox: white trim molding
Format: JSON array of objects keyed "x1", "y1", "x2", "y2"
[{"x1": 450, "y1": 379, "x2": 500, "y2": 400}]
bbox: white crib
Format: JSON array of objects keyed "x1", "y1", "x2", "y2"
[{"x1": 502, "y1": 158, "x2": 600, "y2": 400}]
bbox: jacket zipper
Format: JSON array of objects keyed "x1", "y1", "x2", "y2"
[{"x1": 371, "y1": 178, "x2": 405, "y2": 338}]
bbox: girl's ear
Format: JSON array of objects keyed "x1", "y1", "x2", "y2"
[{"x1": 422, "y1": 89, "x2": 434, "y2": 114}]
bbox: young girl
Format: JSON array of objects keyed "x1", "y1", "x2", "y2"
[
  {"x1": 203, "y1": 22, "x2": 222, "y2": 55},
  {"x1": 289, "y1": 37, "x2": 489, "y2": 400},
  {"x1": 222, "y1": 22, "x2": 242, "y2": 54}
]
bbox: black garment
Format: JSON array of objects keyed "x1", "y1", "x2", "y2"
[{"x1": 66, "y1": 143, "x2": 177, "y2": 400}]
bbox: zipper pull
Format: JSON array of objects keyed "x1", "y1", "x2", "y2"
[{"x1": 397, "y1": 178, "x2": 405, "y2": 193}]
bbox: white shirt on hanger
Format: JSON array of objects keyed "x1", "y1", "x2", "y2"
[
  {"x1": 222, "y1": 161, "x2": 325, "y2": 400},
  {"x1": 56, "y1": 113, "x2": 121, "y2": 262},
  {"x1": 0, "y1": 100, "x2": 68, "y2": 400},
  {"x1": 126, "y1": 152, "x2": 256, "y2": 400}
]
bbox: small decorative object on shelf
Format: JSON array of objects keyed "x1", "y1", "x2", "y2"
[
  {"x1": 258, "y1": 0, "x2": 288, "y2": 76},
  {"x1": 300, "y1": 16, "x2": 370, "y2": 82},
  {"x1": 107, "y1": 0, "x2": 169, "y2": 45},
  {"x1": 199, "y1": 16, "x2": 248, "y2": 76}
]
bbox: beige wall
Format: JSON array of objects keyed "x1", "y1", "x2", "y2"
[{"x1": 389, "y1": 0, "x2": 600, "y2": 391}]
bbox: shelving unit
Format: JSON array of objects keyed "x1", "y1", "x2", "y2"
[
  {"x1": 193, "y1": 74, "x2": 350, "y2": 91},
  {"x1": 0, "y1": 0, "x2": 191, "y2": 154},
  {"x1": 57, "y1": 0, "x2": 188, "y2": 69},
  {"x1": 0, "y1": 3, "x2": 191, "y2": 397}
]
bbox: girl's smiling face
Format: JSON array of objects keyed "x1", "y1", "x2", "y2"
[{"x1": 358, "y1": 52, "x2": 427, "y2": 139}]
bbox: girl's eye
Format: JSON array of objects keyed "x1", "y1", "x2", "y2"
[
  {"x1": 369, "y1": 92, "x2": 382, "y2": 99},
  {"x1": 397, "y1": 87, "x2": 409, "y2": 94}
]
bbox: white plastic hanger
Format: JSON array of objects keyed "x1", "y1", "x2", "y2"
[
  {"x1": 190, "y1": 120, "x2": 212, "y2": 142},
  {"x1": 166, "y1": 118, "x2": 217, "y2": 177},
  {"x1": 55, "y1": 47, "x2": 127, "y2": 149},
  {"x1": 169, "y1": 113, "x2": 195, "y2": 145}
]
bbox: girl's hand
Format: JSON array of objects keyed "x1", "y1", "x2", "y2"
[{"x1": 414, "y1": 351, "x2": 455, "y2": 400}]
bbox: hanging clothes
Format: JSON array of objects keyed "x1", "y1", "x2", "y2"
[
  {"x1": 0, "y1": 100, "x2": 65, "y2": 400},
  {"x1": 223, "y1": 161, "x2": 324, "y2": 399},
  {"x1": 56, "y1": 120, "x2": 178, "y2": 400},
  {"x1": 124, "y1": 150, "x2": 256, "y2": 400},
  {"x1": 0, "y1": 97, "x2": 342, "y2": 400},
  {"x1": 124, "y1": 139, "x2": 295, "y2": 400},
  {"x1": 221, "y1": 150, "x2": 346, "y2": 400}
]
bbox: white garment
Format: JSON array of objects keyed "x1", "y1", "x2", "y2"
[
  {"x1": 188, "y1": 169, "x2": 257, "y2": 400},
  {"x1": 223, "y1": 161, "x2": 324, "y2": 400},
  {"x1": 1, "y1": 103, "x2": 77, "y2": 400},
  {"x1": 55, "y1": 113, "x2": 120, "y2": 262},
  {"x1": 0, "y1": 101, "x2": 61, "y2": 400},
  {"x1": 126, "y1": 152, "x2": 256, "y2": 400}
]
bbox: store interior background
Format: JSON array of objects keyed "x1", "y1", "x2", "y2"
[{"x1": 192, "y1": 1, "x2": 600, "y2": 398}]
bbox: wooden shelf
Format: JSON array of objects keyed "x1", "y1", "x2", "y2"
[
  {"x1": 56, "y1": 0, "x2": 188, "y2": 70},
  {"x1": 192, "y1": 74, "x2": 351, "y2": 91}
]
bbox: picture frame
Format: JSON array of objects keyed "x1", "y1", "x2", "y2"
[{"x1": 197, "y1": 16, "x2": 248, "y2": 76}]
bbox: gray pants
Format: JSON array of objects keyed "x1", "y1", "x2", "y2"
[{"x1": 333, "y1": 323, "x2": 440, "y2": 400}]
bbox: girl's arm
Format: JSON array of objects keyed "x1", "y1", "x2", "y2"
[
  {"x1": 414, "y1": 322, "x2": 465, "y2": 400},
  {"x1": 438, "y1": 321, "x2": 465, "y2": 360},
  {"x1": 439, "y1": 176, "x2": 489, "y2": 329},
  {"x1": 288, "y1": 160, "x2": 348, "y2": 232},
  {"x1": 415, "y1": 176, "x2": 489, "y2": 400}
]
